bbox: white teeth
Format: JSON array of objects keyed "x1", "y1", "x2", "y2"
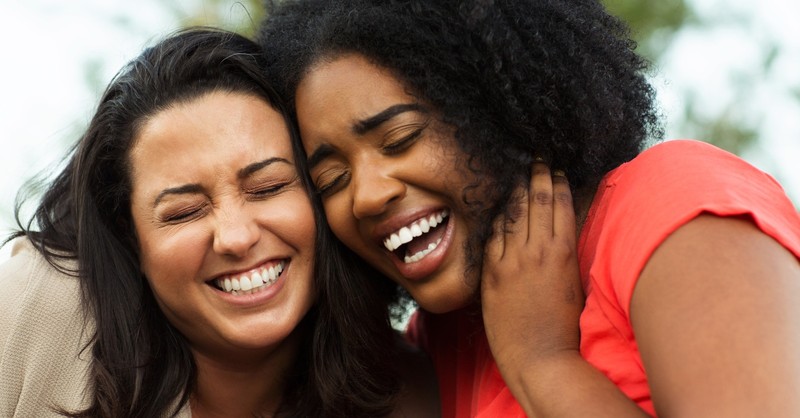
[
  {"x1": 420, "y1": 219, "x2": 430, "y2": 233},
  {"x1": 390, "y1": 234, "x2": 402, "y2": 249},
  {"x1": 216, "y1": 261, "x2": 286, "y2": 295},
  {"x1": 382, "y1": 210, "x2": 449, "y2": 252},
  {"x1": 404, "y1": 238, "x2": 442, "y2": 263},
  {"x1": 398, "y1": 227, "x2": 413, "y2": 244},
  {"x1": 251, "y1": 271, "x2": 264, "y2": 287}
]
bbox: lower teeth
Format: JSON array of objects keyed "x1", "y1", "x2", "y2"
[{"x1": 404, "y1": 238, "x2": 442, "y2": 263}]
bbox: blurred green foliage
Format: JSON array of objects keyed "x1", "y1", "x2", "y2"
[
  {"x1": 603, "y1": 0, "x2": 778, "y2": 156},
  {"x1": 174, "y1": 0, "x2": 264, "y2": 37}
]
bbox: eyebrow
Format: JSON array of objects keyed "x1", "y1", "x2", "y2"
[
  {"x1": 152, "y1": 157, "x2": 291, "y2": 207},
  {"x1": 306, "y1": 103, "x2": 428, "y2": 170},
  {"x1": 237, "y1": 157, "x2": 292, "y2": 178},
  {"x1": 153, "y1": 184, "x2": 205, "y2": 207},
  {"x1": 307, "y1": 144, "x2": 335, "y2": 170},
  {"x1": 352, "y1": 103, "x2": 427, "y2": 135}
]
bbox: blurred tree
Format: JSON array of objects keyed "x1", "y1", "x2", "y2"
[
  {"x1": 173, "y1": 0, "x2": 264, "y2": 37},
  {"x1": 604, "y1": 0, "x2": 692, "y2": 62},
  {"x1": 603, "y1": 0, "x2": 790, "y2": 156}
]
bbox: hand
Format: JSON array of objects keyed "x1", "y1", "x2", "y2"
[{"x1": 480, "y1": 162, "x2": 584, "y2": 385}]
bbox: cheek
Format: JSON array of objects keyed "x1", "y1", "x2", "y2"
[
  {"x1": 280, "y1": 195, "x2": 318, "y2": 250},
  {"x1": 321, "y1": 196, "x2": 359, "y2": 246},
  {"x1": 136, "y1": 224, "x2": 209, "y2": 295}
]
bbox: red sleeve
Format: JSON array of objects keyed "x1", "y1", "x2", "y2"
[{"x1": 596, "y1": 139, "x2": 800, "y2": 317}]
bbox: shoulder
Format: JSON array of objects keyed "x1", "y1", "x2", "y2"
[
  {"x1": 584, "y1": 139, "x2": 800, "y2": 311},
  {"x1": 0, "y1": 239, "x2": 83, "y2": 331},
  {"x1": 606, "y1": 139, "x2": 799, "y2": 253},
  {"x1": 0, "y1": 239, "x2": 93, "y2": 416},
  {"x1": 611, "y1": 139, "x2": 784, "y2": 200}
]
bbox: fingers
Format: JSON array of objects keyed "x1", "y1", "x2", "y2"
[
  {"x1": 551, "y1": 170, "x2": 577, "y2": 247},
  {"x1": 530, "y1": 161, "x2": 554, "y2": 239},
  {"x1": 486, "y1": 161, "x2": 576, "y2": 264}
]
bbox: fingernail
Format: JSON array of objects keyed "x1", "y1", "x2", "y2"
[
  {"x1": 534, "y1": 156, "x2": 544, "y2": 162},
  {"x1": 553, "y1": 170, "x2": 566, "y2": 177}
]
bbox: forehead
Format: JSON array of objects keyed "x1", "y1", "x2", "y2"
[
  {"x1": 298, "y1": 54, "x2": 415, "y2": 113},
  {"x1": 129, "y1": 91, "x2": 292, "y2": 186}
]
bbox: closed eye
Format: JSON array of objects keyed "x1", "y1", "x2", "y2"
[
  {"x1": 161, "y1": 204, "x2": 207, "y2": 224},
  {"x1": 315, "y1": 170, "x2": 350, "y2": 197},
  {"x1": 382, "y1": 128, "x2": 424, "y2": 155},
  {"x1": 246, "y1": 177, "x2": 297, "y2": 199}
]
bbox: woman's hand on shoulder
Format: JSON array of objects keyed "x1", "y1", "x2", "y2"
[
  {"x1": 480, "y1": 163, "x2": 649, "y2": 417},
  {"x1": 480, "y1": 162, "x2": 583, "y2": 387}
]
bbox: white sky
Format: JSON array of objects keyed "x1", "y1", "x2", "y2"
[{"x1": 1, "y1": 0, "x2": 798, "y2": 260}]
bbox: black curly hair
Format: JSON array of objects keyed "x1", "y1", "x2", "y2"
[{"x1": 258, "y1": 0, "x2": 663, "y2": 277}]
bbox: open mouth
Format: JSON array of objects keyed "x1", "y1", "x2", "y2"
[
  {"x1": 382, "y1": 210, "x2": 449, "y2": 263},
  {"x1": 210, "y1": 260, "x2": 286, "y2": 295}
]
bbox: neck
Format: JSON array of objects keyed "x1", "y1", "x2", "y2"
[{"x1": 189, "y1": 330, "x2": 303, "y2": 418}]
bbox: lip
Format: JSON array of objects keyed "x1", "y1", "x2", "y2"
[
  {"x1": 208, "y1": 259, "x2": 291, "y2": 308},
  {"x1": 385, "y1": 212, "x2": 454, "y2": 281}
]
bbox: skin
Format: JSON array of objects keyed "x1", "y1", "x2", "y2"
[
  {"x1": 129, "y1": 91, "x2": 316, "y2": 417},
  {"x1": 296, "y1": 53, "x2": 800, "y2": 417}
]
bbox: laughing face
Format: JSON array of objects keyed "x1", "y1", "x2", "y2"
[
  {"x1": 295, "y1": 54, "x2": 482, "y2": 313},
  {"x1": 129, "y1": 91, "x2": 316, "y2": 356}
]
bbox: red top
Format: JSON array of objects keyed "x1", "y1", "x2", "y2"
[
  {"x1": 406, "y1": 309, "x2": 526, "y2": 418},
  {"x1": 408, "y1": 140, "x2": 800, "y2": 417},
  {"x1": 579, "y1": 139, "x2": 800, "y2": 415}
]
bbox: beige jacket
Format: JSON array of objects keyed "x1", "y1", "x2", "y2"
[{"x1": 0, "y1": 240, "x2": 190, "y2": 417}]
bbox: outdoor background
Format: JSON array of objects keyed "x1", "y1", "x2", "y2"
[{"x1": 1, "y1": 0, "x2": 798, "y2": 261}]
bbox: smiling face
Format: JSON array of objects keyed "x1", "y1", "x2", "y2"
[
  {"x1": 129, "y1": 91, "x2": 316, "y2": 357},
  {"x1": 295, "y1": 54, "x2": 482, "y2": 313}
]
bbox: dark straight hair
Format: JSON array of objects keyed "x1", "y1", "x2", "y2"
[{"x1": 9, "y1": 27, "x2": 400, "y2": 417}]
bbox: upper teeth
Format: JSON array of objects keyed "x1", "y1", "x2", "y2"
[
  {"x1": 215, "y1": 261, "x2": 285, "y2": 295},
  {"x1": 383, "y1": 210, "x2": 448, "y2": 258}
]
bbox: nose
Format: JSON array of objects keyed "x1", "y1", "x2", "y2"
[
  {"x1": 351, "y1": 168, "x2": 406, "y2": 219},
  {"x1": 213, "y1": 205, "x2": 260, "y2": 257}
]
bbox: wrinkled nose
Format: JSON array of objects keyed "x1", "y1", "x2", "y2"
[
  {"x1": 213, "y1": 207, "x2": 260, "y2": 257},
  {"x1": 351, "y1": 169, "x2": 406, "y2": 219}
]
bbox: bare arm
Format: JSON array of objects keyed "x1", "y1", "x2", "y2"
[{"x1": 632, "y1": 214, "x2": 800, "y2": 417}]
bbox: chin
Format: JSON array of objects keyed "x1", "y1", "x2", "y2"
[{"x1": 411, "y1": 280, "x2": 476, "y2": 314}]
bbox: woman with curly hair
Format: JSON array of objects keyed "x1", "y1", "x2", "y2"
[
  {"x1": 0, "y1": 27, "x2": 439, "y2": 417},
  {"x1": 258, "y1": 0, "x2": 800, "y2": 416}
]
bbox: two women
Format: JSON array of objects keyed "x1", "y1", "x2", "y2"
[
  {"x1": 259, "y1": 0, "x2": 800, "y2": 416},
  {"x1": 1, "y1": 28, "x2": 432, "y2": 417}
]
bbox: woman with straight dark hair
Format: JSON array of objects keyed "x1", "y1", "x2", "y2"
[
  {"x1": 258, "y1": 0, "x2": 800, "y2": 416},
  {"x1": 0, "y1": 27, "x2": 437, "y2": 417}
]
